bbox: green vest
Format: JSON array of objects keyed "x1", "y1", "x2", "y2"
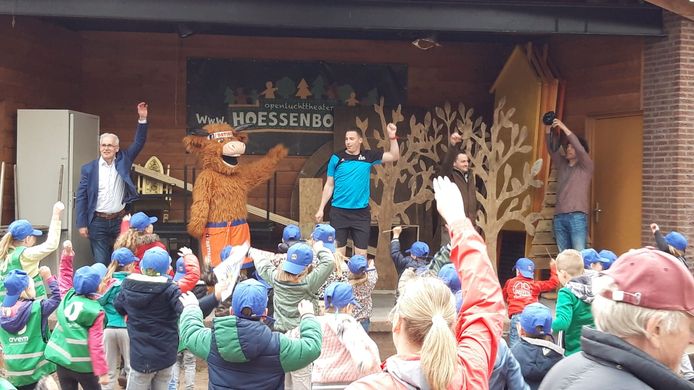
[
  {"x1": 0, "y1": 247, "x2": 47, "y2": 302},
  {"x1": 45, "y1": 289, "x2": 102, "y2": 373},
  {"x1": 0, "y1": 300, "x2": 56, "y2": 386}
]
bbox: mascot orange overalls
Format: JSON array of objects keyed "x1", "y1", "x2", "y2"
[{"x1": 183, "y1": 123, "x2": 288, "y2": 268}]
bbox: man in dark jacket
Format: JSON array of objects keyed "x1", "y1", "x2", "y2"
[
  {"x1": 76, "y1": 102, "x2": 149, "y2": 265},
  {"x1": 540, "y1": 248, "x2": 694, "y2": 390},
  {"x1": 114, "y1": 247, "x2": 220, "y2": 390},
  {"x1": 439, "y1": 132, "x2": 479, "y2": 225}
]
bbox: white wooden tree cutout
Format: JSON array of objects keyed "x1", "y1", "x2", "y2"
[
  {"x1": 459, "y1": 97, "x2": 543, "y2": 268},
  {"x1": 354, "y1": 97, "x2": 541, "y2": 284}
]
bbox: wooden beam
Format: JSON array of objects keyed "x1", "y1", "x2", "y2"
[
  {"x1": 132, "y1": 164, "x2": 192, "y2": 192},
  {"x1": 299, "y1": 178, "x2": 323, "y2": 238},
  {"x1": 645, "y1": 0, "x2": 694, "y2": 21},
  {"x1": 132, "y1": 164, "x2": 298, "y2": 226}
]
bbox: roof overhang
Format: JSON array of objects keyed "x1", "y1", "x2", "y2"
[{"x1": 0, "y1": 0, "x2": 665, "y2": 38}]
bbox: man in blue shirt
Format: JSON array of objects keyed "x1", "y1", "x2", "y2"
[{"x1": 315, "y1": 123, "x2": 399, "y2": 256}]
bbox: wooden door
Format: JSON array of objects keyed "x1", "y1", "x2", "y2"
[{"x1": 589, "y1": 114, "x2": 642, "y2": 255}]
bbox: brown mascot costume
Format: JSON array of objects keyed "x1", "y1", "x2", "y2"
[{"x1": 183, "y1": 123, "x2": 288, "y2": 269}]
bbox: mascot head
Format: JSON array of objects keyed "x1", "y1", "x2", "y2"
[{"x1": 183, "y1": 123, "x2": 251, "y2": 175}]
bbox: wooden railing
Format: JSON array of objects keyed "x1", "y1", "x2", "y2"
[{"x1": 131, "y1": 164, "x2": 378, "y2": 255}]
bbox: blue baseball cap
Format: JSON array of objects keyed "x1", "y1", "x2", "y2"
[
  {"x1": 438, "y1": 263, "x2": 461, "y2": 292},
  {"x1": 581, "y1": 248, "x2": 600, "y2": 269},
  {"x1": 514, "y1": 257, "x2": 535, "y2": 278},
  {"x1": 283, "y1": 243, "x2": 314, "y2": 275},
  {"x1": 8, "y1": 220, "x2": 42, "y2": 241},
  {"x1": 130, "y1": 212, "x2": 158, "y2": 232},
  {"x1": 3, "y1": 269, "x2": 30, "y2": 307},
  {"x1": 74, "y1": 264, "x2": 107, "y2": 295},
  {"x1": 283, "y1": 225, "x2": 302, "y2": 243},
  {"x1": 665, "y1": 231, "x2": 688, "y2": 252},
  {"x1": 140, "y1": 247, "x2": 171, "y2": 276},
  {"x1": 406, "y1": 242, "x2": 429, "y2": 258},
  {"x1": 173, "y1": 257, "x2": 186, "y2": 282},
  {"x1": 520, "y1": 302, "x2": 553, "y2": 336},
  {"x1": 347, "y1": 255, "x2": 374, "y2": 274},
  {"x1": 312, "y1": 224, "x2": 336, "y2": 253},
  {"x1": 324, "y1": 282, "x2": 360, "y2": 310},
  {"x1": 112, "y1": 248, "x2": 138, "y2": 266},
  {"x1": 232, "y1": 279, "x2": 268, "y2": 319},
  {"x1": 598, "y1": 249, "x2": 617, "y2": 270}
]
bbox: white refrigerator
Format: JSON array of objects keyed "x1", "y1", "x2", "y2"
[{"x1": 16, "y1": 109, "x2": 100, "y2": 271}]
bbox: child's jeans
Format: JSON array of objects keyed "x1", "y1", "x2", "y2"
[
  {"x1": 127, "y1": 365, "x2": 173, "y2": 390},
  {"x1": 168, "y1": 350, "x2": 196, "y2": 390},
  {"x1": 284, "y1": 326, "x2": 312, "y2": 390},
  {"x1": 508, "y1": 314, "x2": 521, "y2": 348},
  {"x1": 103, "y1": 327, "x2": 130, "y2": 390}
]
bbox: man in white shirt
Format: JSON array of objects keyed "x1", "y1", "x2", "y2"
[{"x1": 75, "y1": 102, "x2": 149, "y2": 264}]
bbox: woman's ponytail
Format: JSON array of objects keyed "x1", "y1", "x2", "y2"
[
  {"x1": 395, "y1": 277, "x2": 458, "y2": 390},
  {"x1": 420, "y1": 313, "x2": 458, "y2": 389}
]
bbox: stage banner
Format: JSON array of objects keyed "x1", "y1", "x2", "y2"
[{"x1": 186, "y1": 58, "x2": 408, "y2": 155}]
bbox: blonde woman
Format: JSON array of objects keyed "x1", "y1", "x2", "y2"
[
  {"x1": 0, "y1": 201, "x2": 64, "y2": 302},
  {"x1": 348, "y1": 177, "x2": 505, "y2": 390}
]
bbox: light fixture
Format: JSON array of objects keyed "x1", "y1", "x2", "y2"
[
  {"x1": 412, "y1": 34, "x2": 441, "y2": 50},
  {"x1": 177, "y1": 23, "x2": 195, "y2": 39}
]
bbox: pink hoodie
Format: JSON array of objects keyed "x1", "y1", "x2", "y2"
[{"x1": 59, "y1": 251, "x2": 108, "y2": 377}]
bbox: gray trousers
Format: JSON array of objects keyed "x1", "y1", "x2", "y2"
[
  {"x1": 127, "y1": 365, "x2": 174, "y2": 390},
  {"x1": 103, "y1": 328, "x2": 130, "y2": 390},
  {"x1": 168, "y1": 350, "x2": 196, "y2": 390}
]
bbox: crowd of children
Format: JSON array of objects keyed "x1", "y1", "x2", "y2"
[{"x1": 1, "y1": 185, "x2": 693, "y2": 390}]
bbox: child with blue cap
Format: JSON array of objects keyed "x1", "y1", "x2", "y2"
[
  {"x1": 438, "y1": 263, "x2": 465, "y2": 313},
  {"x1": 0, "y1": 201, "x2": 64, "y2": 302},
  {"x1": 510, "y1": 303, "x2": 564, "y2": 390},
  {"x1": 347, "y1": 255, "x2": 378, "y2": 332},
  {"x1": 650, "y1": 222, "x2": 688, "y2": 266},
  {"x1": 277, "y1": 224, "x2": 304, "y2": 253},
  {"x1": 97, "y1": 247, "x2": 138, "y2": 390},
  {"x1": 179, "y1": 248, "x2": 322, "y2": 390},
  {"x1": 597, "y1": 249, "x2": 617, "y2": 270},
  {"x1": 45, "y1": 240, "x2": 109, "y2": 389},
  {"x1": 114, "y1": 246, "x2": 220, "y2": 390},
  {"x1": 583, "y1": 248, "x2": 612, "y2": 272},
  {"x1": 390, "y1": 226, "x2": 431, "y2": 279},
  {"x1": 0, "y1": 262, "x2": 61, "y2": 389},
  {"x1": 114, "y1": 211, "x2": 167, "y2": 272},
  {"x1": 252, "y1": 226, "x2": 337, "y2": 389},
  {"x1": 503, "y1": 257, "x2": 558, "y2": 347},
  {"x1": 312, "y1": 282, "x2": 381, "y2": 389}
]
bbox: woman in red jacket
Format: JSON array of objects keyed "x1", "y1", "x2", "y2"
[{"x1": 348, "y1": 177, "x2": 505, "y2": 390}]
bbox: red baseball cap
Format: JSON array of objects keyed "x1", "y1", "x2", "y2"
[{"x1": 600, "y1": 248, "x2": 694, "y2": 315}]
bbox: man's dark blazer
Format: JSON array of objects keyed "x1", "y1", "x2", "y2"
[{"x1": 76, "y1": 122, "x2": 148, "y2": 228}]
